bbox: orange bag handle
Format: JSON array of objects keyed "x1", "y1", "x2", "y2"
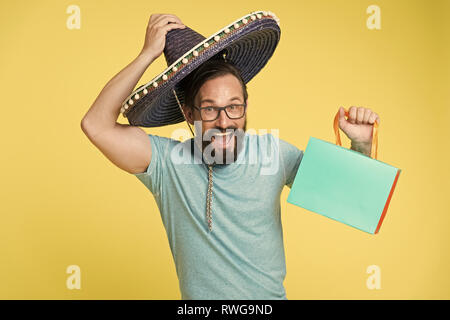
[{"x1": 333, "y1": 109, "x2": 379, "y2": 159}]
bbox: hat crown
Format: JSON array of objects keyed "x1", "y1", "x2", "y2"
[{"x1": 163, "y1": 26, "x2": 206, "y2": 67}]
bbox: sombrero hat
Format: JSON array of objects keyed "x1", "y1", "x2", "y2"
[{"x1": 120, "y1": 10, "x2": 281, "y2": 127}]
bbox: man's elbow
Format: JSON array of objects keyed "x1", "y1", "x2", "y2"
[
  {"x1": 80, "y1": 117, "x2": 100, "y2": 141},
  {"x1": 80, "y1": 117, "x2": 93, "y2": 136}
]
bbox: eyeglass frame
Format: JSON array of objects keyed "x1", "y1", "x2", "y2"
[{"x1": 192, "y1": 102, "x2": 248, "y2": 122}]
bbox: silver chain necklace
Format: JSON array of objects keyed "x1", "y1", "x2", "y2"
[{"x1": 206, "y1": 164, "x2": 214, "y2": 232}]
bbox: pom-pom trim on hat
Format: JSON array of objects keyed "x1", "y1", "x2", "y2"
[{"x1": 121, "y1": 10, "x2": 279, "y2": 117}]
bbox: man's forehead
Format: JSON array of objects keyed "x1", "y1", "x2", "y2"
[
  {"x1": 199, "y1": 96, "x2": 243, "y2": 105},
  {"x1": 194, "y1": 74, "x2": 245, "y2": 103}
]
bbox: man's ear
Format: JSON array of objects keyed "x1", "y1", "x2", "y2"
[{"x1": 181, "y1": 104, "x2": 194, "y2": 125}]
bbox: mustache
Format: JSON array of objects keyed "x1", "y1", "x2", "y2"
[
  {"x1": 207, "y1": 127, "x2": 238, "y2": 133},
  {"x1": 202, "y1": 127, "x2": 243, "y2": 141}
]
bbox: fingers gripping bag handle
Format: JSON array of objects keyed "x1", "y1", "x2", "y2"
[{"x1": 333, "y1": 109, "x2": 379, "y2": 160}]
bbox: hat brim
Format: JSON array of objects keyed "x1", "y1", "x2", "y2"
[{"x1": 122, "y1": 11, "x2": 281, "y2": 127}]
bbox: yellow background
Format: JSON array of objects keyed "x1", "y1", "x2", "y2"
[{"x1": 1, "y1": 0, "x2": 449, "y2": 299}]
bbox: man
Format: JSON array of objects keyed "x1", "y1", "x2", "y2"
[{"x1": 81, "y1": 13, "x2": 380, "y2": 299}]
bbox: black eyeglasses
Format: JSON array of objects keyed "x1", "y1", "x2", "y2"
[{"x1": 193, "y1": 103, "x2": 247, "y2": 121}]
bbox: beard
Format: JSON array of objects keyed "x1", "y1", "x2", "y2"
[{"x1": 200, "y1": 118, "x2": 247, "y2": 166}]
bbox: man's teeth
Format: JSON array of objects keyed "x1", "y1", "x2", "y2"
[
  {"x1": 214, "y1": 132, "x2": 233, "y2": 136},
  {"x1": 211, "y1": 131, "x2": 234, "y2": 144}
]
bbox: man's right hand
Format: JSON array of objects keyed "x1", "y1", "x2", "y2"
[{"x1": 139, "y1": 14, "x2": 185, "y2": 61}]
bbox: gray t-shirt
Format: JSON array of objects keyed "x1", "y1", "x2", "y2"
[{"x1": 133, "y1": 132, "x2": 303, "y2": 299}]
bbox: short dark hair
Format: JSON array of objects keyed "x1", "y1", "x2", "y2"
[{"x1": 179, "y1": 58, "x2": 248, "y2": 109}]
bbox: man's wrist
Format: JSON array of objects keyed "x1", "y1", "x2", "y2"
[
  {"x1": 137, "y1": 50, "x2": 157, "y2": 65},
  {"x1": 350, "y1": 141, "x2": 371, "y2": 157}
]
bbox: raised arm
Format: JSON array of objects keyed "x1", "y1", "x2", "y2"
[{"x1": 80, "y1": 14, "x2": 185, "y2": 174}]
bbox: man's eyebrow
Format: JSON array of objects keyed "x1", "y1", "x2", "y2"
[{"x1": 200, "y1": 97, "x2": 242, "y2": 105}]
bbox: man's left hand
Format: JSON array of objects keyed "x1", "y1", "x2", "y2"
[{"x1": 338, "y1": 106, "x2": 380, "y2": 146}]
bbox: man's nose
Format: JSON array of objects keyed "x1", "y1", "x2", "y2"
[{"x1": 216, "y1": 109, "x2": 232, "y2": 128}]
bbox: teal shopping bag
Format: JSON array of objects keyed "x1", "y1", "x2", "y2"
[{"x1": 287, "y1": 109, "x2": 401, "y2": 234}]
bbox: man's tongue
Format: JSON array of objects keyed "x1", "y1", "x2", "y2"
[{"x1": 212, "y1": 132, "x2": 233, "y2": 149}]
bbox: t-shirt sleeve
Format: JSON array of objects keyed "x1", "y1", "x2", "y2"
[
  {"x1": 279, "y1": 138, "x2": 304, "y2": 189},
  {"x1": 132, "y1": 134, "x2": 173, "y2": 195}
]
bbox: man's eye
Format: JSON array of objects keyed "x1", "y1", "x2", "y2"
[
  {"x1": 205, "y1": 107, "x2": 214, "y2": 112},
  {"x1": 229, "y1": 105, "x2": 236, "y2": 110}
]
